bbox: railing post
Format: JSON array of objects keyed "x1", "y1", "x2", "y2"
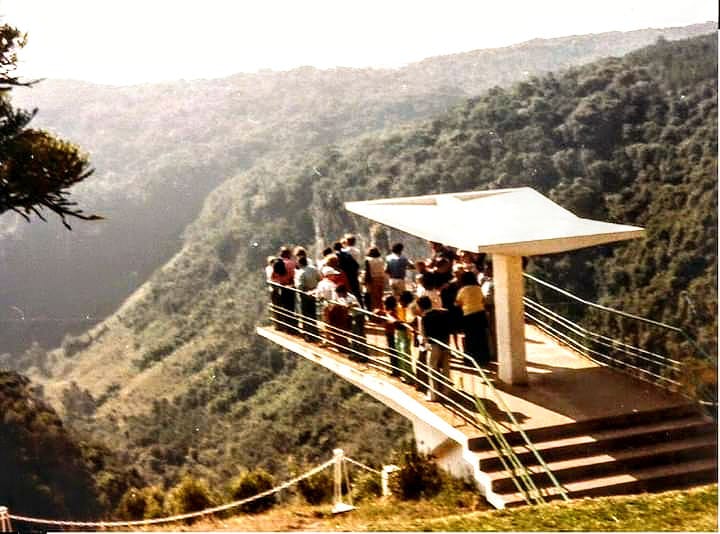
[
  {"x1": 0, "y1": 506, "x2": 12, "y2": 533},
  {"x1": 331, "y1": 449, "x2": 355, "y2": 514},
  {"x1": 381, "y1": 465, "x2": 399, "y2": 497}
]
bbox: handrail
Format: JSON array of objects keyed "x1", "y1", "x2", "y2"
[
  {"x1": 523, "y1": 273, "x2": 712, "y2": 361},
  {"x1": 431, "y1": 338, "x2": 568, "y2": 502},
  {"x1": 523, "y1": 298, "x2": 683, "y2": 370},
  {"x1": 525, "y1": 307, "x2": 683, "y2": 388},
  {"x1": 264, "y1": 281, "x2": 569, "y2": 504},
  {"x1": 268, "y1": 303, "x2": 482, "y2": 427},
  {"x1": 523, "y1": 274, "x2": 717, "y2": 409}
]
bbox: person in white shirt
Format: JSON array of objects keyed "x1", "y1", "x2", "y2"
[
  {"x1": 295, "y1": 256, "x2": 321, "y2": 339},
  {"x1": 479, "y1": 263, "x2": 495, "y2": 360},
  {"x1": 415, "y1": 273, "x2": 442, "y2": 309},
  {"x1": 342, "y1": 234, "x2": 362, "y2": 266}
]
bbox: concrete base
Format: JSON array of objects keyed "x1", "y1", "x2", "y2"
[{"x1": 412, "y1": 418, "x2": 505, "y2": 509}]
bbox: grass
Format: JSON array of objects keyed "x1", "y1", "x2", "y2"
[{"x1": 142, "y1": 484, "x2": 717, "y2": 532}]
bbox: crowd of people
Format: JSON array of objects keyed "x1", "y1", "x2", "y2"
[{"x1": 265, "y1": 234, "x2": 496, "y2": 403}]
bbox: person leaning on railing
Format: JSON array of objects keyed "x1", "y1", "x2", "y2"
[
  {"x1": 315, "y1": 266, "x2": 339, "y2": 344},
  {"x1": 395, "y1": 290, "x2": 418, "y2": 380},
  {"x1": 376, "y1": 295, "x2": 401, "y2": 377},
  {"x1": 327, "y1": 284, "x2": 358, "y2": 354}
]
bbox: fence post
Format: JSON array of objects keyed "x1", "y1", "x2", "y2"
[
  {"x1": 0, "y1": 506, "x2": 12, "y2": 533},
  {"x1": 331, "y1": 449, "x2": 355, "y2": 514},
  {"x1": 381, "y1": 465, "x2": 400, "y2": 497}
]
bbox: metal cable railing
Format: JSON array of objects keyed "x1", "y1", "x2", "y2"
[
  {"x1": 433, "y1": 338, "x2": 568, "y2": 503},
  {"x1": 265, "y1": 281, "x2": 569, "y2": 504},
  {"x1": 268, "y1": 304, "x2": 482, "y2": 429},
  {"x1": 523, "y1": 299, "x2": 683, "y2": 388},
  {"x1": 523, "y1": 273, "x2": 716, "y2": 406}
]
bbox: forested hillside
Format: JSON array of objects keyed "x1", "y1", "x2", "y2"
[
  {"x1": 10, "y1": 33, "x2": 714, "y2": 516},
  {"x1": 0, "y1": 370, "x2": 141, "y2": 517},
  {"x1": 1, "y1": 22, "x2": 712, "y2": 356}
]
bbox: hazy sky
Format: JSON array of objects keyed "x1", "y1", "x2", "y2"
[{"x1": 0, "y1": 0, "x2": 716, "y2": 85}]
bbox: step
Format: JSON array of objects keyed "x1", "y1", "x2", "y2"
[
  {"x1": 470, "y1": 403, "x2": 704, "y2": 451},
  {"x1": 489, "y1": 434, "x2": 717, "y2": 493},
  {"x1": 477, "y1": 415, "x2": 717, "y2": 472},
  {"x1": 501, "y1": 457, "x2": 718, "y2": 507}
]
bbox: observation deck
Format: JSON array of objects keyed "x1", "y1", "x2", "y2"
[
  {"x1": 257, "y1": 188, "x2": 716, "y2": 507},
  {"x1": 257, "y1": 291, "x2": 716, "y2": 508},
  {"x1": 258, "y1": 321, "x2": 684, "y2": 434}
]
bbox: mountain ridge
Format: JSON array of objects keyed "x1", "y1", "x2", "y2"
[{"x1": 1, "y1": 22, "x2": 712, "y2": 357}]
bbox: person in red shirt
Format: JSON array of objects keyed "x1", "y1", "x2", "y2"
[{"x1": 271, "y1": 246, "x2": 297, "y2": 332}]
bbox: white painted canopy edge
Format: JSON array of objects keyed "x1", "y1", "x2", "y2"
[{"x1": 344, "y1": 187, "x2": 644, "y2": 256}]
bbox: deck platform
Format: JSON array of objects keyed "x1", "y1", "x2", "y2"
[
  {"x1": 258, "y1": 323, "x2": 686, "y2": 433},
  {"x1": 257, "y1": 322, "x2": 713, "y2": 507}
]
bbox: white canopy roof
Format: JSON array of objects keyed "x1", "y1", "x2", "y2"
[{"x1": 345, "y1": 188, "x2": 644, "y2": 256}]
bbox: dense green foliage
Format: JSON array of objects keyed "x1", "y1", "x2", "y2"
[
  {"x1": 227, "y1": 467, "x2": 276, "y2": 513},
  {"x1": 163, "y1": 475, "x2": 218, "y2": 520},
  {"x1": 388, "y1": 441, "x2": 443, "y2": 500},
  {"x1": 115, "y1": 485, "x2": 165, "y2": 520},
  {"x1": 0, "y1": 371, "x2": 141, "y2": 518}
]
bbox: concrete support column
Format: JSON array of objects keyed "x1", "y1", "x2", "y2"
[
  {"x1": 413, "y1": 419, "x2": 471, "y2": 479},
  {"x1": 492, "y1": 254, "x2": 528, "y2": 385}
]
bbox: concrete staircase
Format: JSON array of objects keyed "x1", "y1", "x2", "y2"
[{"x1": 471, "y1": 403, "x2": 718, "y2": 506}]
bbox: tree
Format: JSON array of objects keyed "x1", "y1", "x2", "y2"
[{"x1": 0, "y1": 23, "x2": 99, "y2": 228}]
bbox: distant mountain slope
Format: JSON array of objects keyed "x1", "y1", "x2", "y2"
[
  {"x1": 22, "y1": 33, "x2": 716, "y2": 492},
  {"x1": 1, "y1": 22, "x2": 713, "y2": 356}
]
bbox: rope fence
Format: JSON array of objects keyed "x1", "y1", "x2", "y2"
[
  {"x1": 3, "y1": 451, "x2": 373, "y2": 531},
  {"x1": 345, "y1": 457, "x2": 382, "y2": 475}
]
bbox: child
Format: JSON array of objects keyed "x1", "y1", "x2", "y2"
[{"x1": 396, "y1": 291, "x2": 417, "y2": 380}]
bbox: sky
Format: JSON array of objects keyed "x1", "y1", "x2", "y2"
[{"x1": 0, "y1": 0, "x2": 716, "y2": 85}]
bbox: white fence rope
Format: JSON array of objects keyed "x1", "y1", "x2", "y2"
[
  {"x1": 7, "y1": 456, "x2": 339, "y2": 529},
  {"x1": 344, "y1": 457, "x2": 381, "y2": 474}
]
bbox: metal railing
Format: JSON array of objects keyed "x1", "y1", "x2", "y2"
[
  {"x1": 523, "y1": 273, "x2": 717, "y2": 407},
  {"x1": 265, "y1": 281, "x2": 569, "y2": 504}
]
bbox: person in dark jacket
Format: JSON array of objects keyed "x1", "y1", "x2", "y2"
[
  {"x1": 417, "y1": 296, "x2": 452, "y2": 402},
  {"x1": 333, "y1": 241, "x2": 361, "y2": 303}
]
